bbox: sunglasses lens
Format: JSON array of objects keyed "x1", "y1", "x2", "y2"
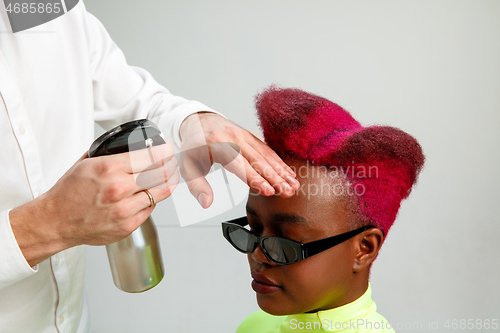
[
  {"x1": 227, "y1": 225, "x2": 255, "y2": 253},
  {"x1": 263, "y1": 238, "x2": 299, "y2": 264}
]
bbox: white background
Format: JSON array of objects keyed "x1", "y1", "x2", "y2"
[{"x1": 83, "y1": 1, "x2": 500, "y2": 332}]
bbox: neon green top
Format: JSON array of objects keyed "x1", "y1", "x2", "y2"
[{"x1": 235, "y1": 284, "x2": 395, "y2": 333}]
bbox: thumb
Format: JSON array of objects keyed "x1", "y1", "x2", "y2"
[
  {"x1": 81, "y1": 150, "x2": 91, "y2": 160},
  {"x1": 186, "y1": 177, "x2": 214, "y2": 209}
]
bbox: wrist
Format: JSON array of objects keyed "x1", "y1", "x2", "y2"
[{"x1": 179, "y1": 111, "x2": 220, "y2": 143}]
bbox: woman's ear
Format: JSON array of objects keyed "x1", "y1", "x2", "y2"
[{"x1": 352, "y1": 228, "x2": 384, "y2": 272}]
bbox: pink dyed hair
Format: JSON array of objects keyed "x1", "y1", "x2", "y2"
[{"x1": 255, "y1": 86, "x2": 425, "y2": 235}]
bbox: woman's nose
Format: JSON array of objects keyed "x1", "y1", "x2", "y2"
[{"x1": 248, "y1": 243, "x2": 276, "y2": 266}]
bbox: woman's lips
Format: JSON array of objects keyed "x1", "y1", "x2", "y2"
[{"x1": 251, "y1": 271, "x2": 282, "y2": 294}]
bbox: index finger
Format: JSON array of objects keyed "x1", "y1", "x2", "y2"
[{"x1": 117, "y1": 143, "x2": 175, "y2": 174}]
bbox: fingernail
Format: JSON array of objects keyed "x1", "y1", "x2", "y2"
[
  {"x1": 285, "y1": 175, "x2": 299, "y2": 185},
  {"x1": 197, "y1": 193, "x2": 208, "y2": 207},
  {"x1": 263, "y1": 182, "x2": 275, "y2": 195},
  {"x1": 282, "y1": 182, "x2": 293, "y2": 193}
]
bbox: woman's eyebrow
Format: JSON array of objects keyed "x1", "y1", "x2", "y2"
[
  {"x1": 273, "y1": 213, "x2": 309, "y2": 225},
  {"x1": 246, "y1": 205, "x2": 258, "y2": 217},
  {"x1": 246, "y1": 206, "x2": 309, "y2": 225}
]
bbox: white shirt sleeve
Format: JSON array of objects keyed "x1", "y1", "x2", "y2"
[
  {"x1": 1, "y1": 1, "x2": 228, "y2": 329},
  {"x1": 0, "y1": 210, "x2": 37, "y2": 291},
  {"x1": 84, "y1": 10, "x2": 221, "y2": 149}
]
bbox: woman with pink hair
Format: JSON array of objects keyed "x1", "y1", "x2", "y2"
[{"x1": 222, "y1": 86, "x2": 425, "y2": 332}]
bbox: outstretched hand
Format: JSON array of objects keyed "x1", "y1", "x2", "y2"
[{"x1": 179, "y1": 112, "x2": 300, "y2": 208}]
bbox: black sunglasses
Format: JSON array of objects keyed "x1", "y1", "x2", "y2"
[{"x1": 222, "y1": 216, "x2": 377, "y2": 265}]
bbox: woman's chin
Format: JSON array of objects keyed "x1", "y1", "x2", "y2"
[{"x1": 256, "y1": 294, "x2": 296, "y2": 316}]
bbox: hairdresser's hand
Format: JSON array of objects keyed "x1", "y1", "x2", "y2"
[
  {"x1": 9, "y1": 144, "x2": 179, "y2": 267},
  {"x1": 179, "y1": 112, "x2": 300, "y2": 208}
]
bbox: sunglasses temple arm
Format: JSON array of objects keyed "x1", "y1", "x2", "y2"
[{"x1": 302, "y1": 226, "x2": 373, "y2": 258}]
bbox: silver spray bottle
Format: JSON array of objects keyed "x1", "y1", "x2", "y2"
[{"x1": 88, "y1": 119, "x2": 165, "y2": 293}]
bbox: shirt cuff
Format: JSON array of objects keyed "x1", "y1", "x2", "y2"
[
  {"x1": 0, "y1": 209, "x2": 38, "y2": 291},
  {"x1": 171, "y1": 103, "x2": 225, "y2": 149},
  {"x1": 149, "y1": 97, "x2": 225, "y2": 150}
]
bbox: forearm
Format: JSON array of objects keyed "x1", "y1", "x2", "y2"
[
  {"x1": 7, "y1": 146, "x2": 175, "y2": 268},
  {"x1": 9, "y1": 196, "x2": 68, "y2": 267}
]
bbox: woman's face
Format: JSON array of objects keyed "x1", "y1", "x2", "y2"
[{"x1": 245, "y1": 160, "x2": 362, "y2": 315}]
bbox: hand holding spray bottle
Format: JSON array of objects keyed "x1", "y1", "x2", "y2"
[{"x1": 88, "y1": 119, "x2": 165, "y2": 293}]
